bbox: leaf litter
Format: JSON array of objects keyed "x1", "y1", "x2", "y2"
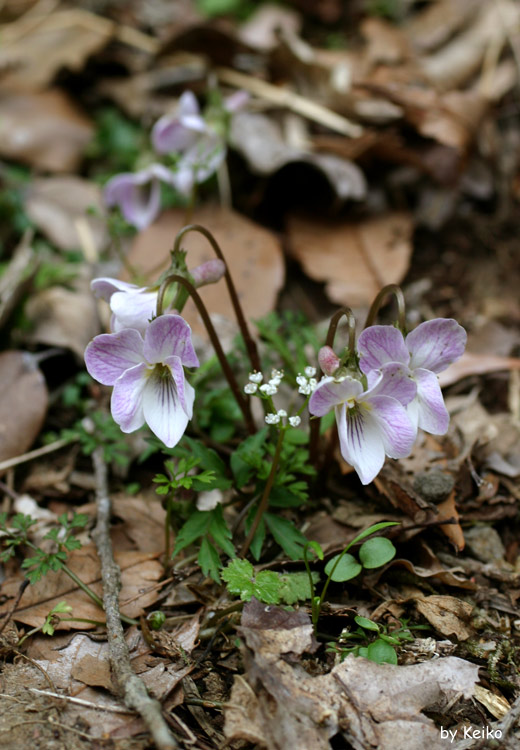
[{"x1": 0, "y1": 0, "x2": 519, "y2": 748}]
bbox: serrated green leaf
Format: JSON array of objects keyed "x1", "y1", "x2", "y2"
[
  {"x1": 366, "y1": 638, "x2": 397, "y2": 664},
  {"x1": 172, "y1": 511, "x2": 212, "y2": 556},
  {"x1": 324, "y1": 553, "x2": 362, "y2": 582},
  {"x1": 208, "y1": 506, "x2": 235, "y2": 558},
  {"x1": 264, "y1": 513, "x2": 306, "y2": 560},
  {"x1": 278, "y1": 571, "x2": 319, "y2": 604},
  {"x1": 253, "y1": 571, "x2": 281, "y2": 604},
  {"x1": 359, "y1": 537, "x2": 396, "y2": 569},
  {"x1": 198, "y1": 538, "x2": 221, "y2": 583},
  {"x1": 231, "y1": 428, "x2": 268, "y2": 488},
  {"x1": 221, "y1": 558, "x2": 255, "y2": 600},
  {"x1": 354, "y1": 616, "x2": 379, "y2": 632}
]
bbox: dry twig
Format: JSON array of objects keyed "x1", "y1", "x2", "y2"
[{"x1": 91, "y1": 447, "x2": 179, "y2": 750}]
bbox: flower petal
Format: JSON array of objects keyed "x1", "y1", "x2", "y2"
[
  {"x1": 151, "y1": 91, "x2": 205, "y2": 154},
  {"x1": 110, "y1": 289, "x2": 157, "y2": 335},
  {"x1": 142, "y1": 368, "x2": 191, "y2": 448},
  {"x1": 178, "y1": 90, "x2": 201, "y2": 118},
  {"x1": 406, "y1": 318, "x2": 467, "y2": 373},
  {"x1": 335, "y1": 403, "x2": 385, "y2": 485},
  {"x1": 309, "y1": 375, "x2": 363, "y2": 417},
  {"x1": 91, "y1": 277, "x2": 140, "y2": 301},
  {"x1": 368, "y1": 362, "x2": 416, "y2": 405},
  {"x1": 104, "y1": 173, "x2": 160, "y2": 230},
  {"x1": 176, "y1": 132, "x2": 226, "y2": 187},
  {"x1": 413, "y1": 368, "x2": 449, "y2": 434},
  {"x1": 163, "y1": 356, "x2": 195, "y2": 417},
  {"x1": 111, "y1": 363, "x2": 148, "y2": 432},
  {"x1": 85, "y1": 329, "x2": 144, "y2": 385},
  {"x1": 143, "y1": 315, "x2": 199, "y2": 368},
  {"x1": 357, "y1": 325, "x2": 409, "y2": 373},
  {"x1": 368, "y1": 395, "x2": 416, "y2": 458}
]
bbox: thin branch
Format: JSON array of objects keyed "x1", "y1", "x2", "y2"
[
  {"x1": 91, "y1": 447, "x2": 179, "y2": 750},
  {"x1": 0, "y1": 437, "x2": 74, "y2": 474}
]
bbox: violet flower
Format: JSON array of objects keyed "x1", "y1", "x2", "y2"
[
  {"x1": 85, "y1": 315, "x2": 199, "y2": 448},
  {"x1": 104, "y1": 163, "x2": 177, "y2": 230},
  {"x1": 357, "y1": 319, "x2": 466, "y2": 435},
  {"x1": 309, "y1": 364, "x2": 417, "y2": 485}
]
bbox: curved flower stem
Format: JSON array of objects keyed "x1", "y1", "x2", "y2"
[
  {"x1": 172, "y1": 224, "x2": 261, "y2": 372},
  {"x1": 309, "y1": 307, "x2": 356, "y2": 467},
  {"x1": 157, "y1": 273, "x2": 256, "y2": 435},
  {"x1": 364, "y1": 284, "x2": 406, "y2": 330},
  {"x1": 240, "y1": 427, "x2": 285, "y2": 557}
]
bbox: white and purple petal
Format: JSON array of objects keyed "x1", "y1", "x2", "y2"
[
  {"x1": 85, "y1": 329, "x2": 144, "y2": 385},
  {"x1": 110, "y1": 289, "x2": 157, "y2": 334},
  {"x1": 335, "y1": 403, "x2": 386, "y2": 485},
  {"x1": 309, "y1": 375, "x2": 363, "y2": 417},
  {"x1": 368, "y1": 394, "x2": 416, "y2": 458},
  {"x1": 91, "y1": 277, "x2": 140, "y2": 302},
  {"x1": 406, "y1": 318, "x2": 467, "y2": 373},
  {"x1": 357, "y1": 325, "x2": 410, "y2": 374},
  {"x1": 413, "y1": 367, "x2": 450, "y2": 434},
  {"x1": 142, "y1": 368, "x2": 190, "y2": 448},
  {"x1": 111, "y1": 363, "x2": 148, "y2": 432},
  {"x1": 143, "y1": 315, "x2": 199, "y2": 368},
  {"x1": 164, "y1": 356, "x2": 195, "y2": 417},
  {"x1": 368, "y1": 362, "x2": 416, "y2": 406}
]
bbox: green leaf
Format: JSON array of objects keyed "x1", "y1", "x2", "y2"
[
  {"x1": 221, "y1": 558, "x2": 255, "y2": 600},
  {"x1": 366, "y1": 639, "x2": 397, "y2": 665},
  {"x1": 70, "y1": 513, "x2": 89, "y2": 528},
  {"x1": 324, "y1": 553, "x2": 362, "y2": 582},
  {"x1": 264, "y1": 513, "x2": 306, "y2": 560},
  {"x1": 172, "y1": 511, "x2": 212, "y2": 556},
  {"x1": 51, "y1": 601, "x2": 72, "y2": 615},
  {"x1": 63, "y1": 537, "x2": 82, "y2": 551},
  {"x1": 354, "y1": 616, "x2": 380, "y2": 632},
  {"x1": 208, "y1": 506, "x2": 235, "y2": 558},
  {"x1": 253, "y1": 571, "x2": 281, "y2": 604},
  {"x1": 305, "y1": 541, "x2": 324, "y2": 561},
  {"x1": 249, "y1": 517, "x2": 265, "y2": 562},
  {"x1": 278, "y1": 571, "x2": 319, "y2": 605},
  {"x1": 359, "y1": 537, "x2": 396, "y2": 569},
  {"x1": 348, "y1": 522, "x2": 399, "y2": 549},
  {"x1": 198, "y1": 538, "x2": 221, "y2": 583},
  {"x1": 231, "y1": 428, "x2": 268, "y2": 488}
]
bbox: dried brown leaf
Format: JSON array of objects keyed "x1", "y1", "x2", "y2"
[
  {"x1": 0, "y1": 89, "x2": 93, "y2": 172},
  {"x1": 436, "y1": 491, "x2": 465, "y2": 552},
  {"x1": 439, "y1": 351, "x2": 520, "y2": 387},
  {"x1": 0, "y1": 351, "x2": 48, "y2": 463},
  {"x1": 286, "y1": 211, "x2": 413, "y2": 306},
  {"x1": 238, "y1": 3, "x2": 301, "y2": 51},
  {"x1": 126, "y1": 205, "x2": 285, "y2": 339},
  {"x1": 25, "y1": 176, "x2": 108, "y2": 254},
  {"x1": 414, "y1": 595, "x2": 474, "y2": 640}
]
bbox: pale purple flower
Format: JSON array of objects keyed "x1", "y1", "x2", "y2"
[
  {"x1": 91, "y1": 277, "x2": 158, "y2": 335},
  {"x1": 85, "y1": 315, "x2": 199, "y2": 448},
  {"x1": 152, "y1": 91, "x2": 207, "y2": 155},
  {"x1": 309, "y1": 364, "x2": 416, "y2": 485},
  {"x1": 357, "y1": 319, "x2": 466, "y2": 435},
  {"x1": 104, "y1": 163, "x2": 177, "y2": 230}
]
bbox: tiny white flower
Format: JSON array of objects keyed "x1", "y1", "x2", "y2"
[
  {"x1": 304, "y1": 366, "x2": 316, "y2": 378},
  {"x1": 249, "y1": 372, "x2": 263, "y2": 384},
  {"x1": 298, "y1": 383, "x2": 312, "y2": 395},
  {"x1": 308, "y1": 378, "x2": 318, "y2": 391},
  {"x1": 289, "y1": 416, "x2": 301, "y2": 427},
  {"x1": 277, "y1": 409, "x2": 287, "y2": 418},
  {"x1": 244, "y1": 383, "x2": 258, "y2": 394},
  {"x1": 269, "y1": 377, "x2": 282, "y2": 387},
  {"x1": 296, "y1": 374, "x2": 307, "y2": 387},
  {"x1": 271, "y1": 369, "x2": 284, "y2": 380},
  {"x1": 265, "y1": 413, "x2": 280, "y2": 424},
  {"x1": 260, "y1": 383, "x2": 277, "y2": 396}
]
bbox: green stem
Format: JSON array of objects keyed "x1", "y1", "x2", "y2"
[
  {"x1": 364, "y1": 284, "x2": 406, "y2": 330},
  {"x1": 240, "y1": 427, "x2": 286, "y2": 557},
  {"x1": 171, "y1": 224, "x2": 261, "y2": 372},
  {"x1": 164, "y1": 496, "x2": 173, "y2": 569},
  {"x1": 61, "y1": 564, "x2": 137, "y2": 627},
  {"x1": 303, "y1": 544, "x2": 319, "y2": 630},
  {"x1": 157, "y1": 273, "x2": 256, "y2": 434}
]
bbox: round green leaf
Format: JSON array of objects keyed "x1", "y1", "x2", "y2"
[
  {"x1": 366, "y1": 638, "x2": 398, "y2": 664},
  {"x1": 324, "y1": 553, "x2": 362, "y2": 582},
  {"x1": 359, "y1": 537, "x2": 396, "y2": 569},
  {"x1": 354, "y1": 615, "x2": 379, "y2": 632}
]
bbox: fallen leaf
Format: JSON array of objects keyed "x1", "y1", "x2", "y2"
[
  {"x1": 231, "y1": 111, "x2": 366, "y2": 202},
  {"x1": 439, "y1": 351, "x2": 520, "y2": 387},
  {"x1": 286, "y1": 211, "x2": 413, "y2": 306},
  {"x1": 0, "y1": 232, "x2": 37, "y2": 329},
  {"x1": 474, "y1": 684, "x2": 510, "y2": 720},
  {"x1": 0, "y1": 89, "x2": 93, "y2": 172},
  {"x1": 0, "y1": 545, "x2": 162, "y2": 628},
  {"x1": 25, "y1": 278, "x2": 99, "y2": 360},
  {"x1": 0, "y1": 351, "x2": 48, "y2": 463},
  {"x1": 25, "y1": 176, "x2": 108, "y2": 254},
  {"x1": 0, "y1": 8, "x2": 112, "y2": 90},
  {"x1": 436, "y1": 491, "x2": 465, "y2": 552},
  {"x1": 238, "y1": 3, "x2": 302, "y2": 51},
  {"x1": 126, "y1": 205, "x2": 285, "y2": 340},
  {"x1": 414, "y1": 595, "x2": 474, "y2": 640}
]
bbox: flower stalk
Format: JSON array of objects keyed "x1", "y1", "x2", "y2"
[{"x1": 364, "y1": 283, "x2": 406, "y2": 330}]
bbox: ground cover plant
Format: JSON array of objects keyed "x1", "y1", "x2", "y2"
[{"x1": 0, "y1": 1, "x2": 520, "y2": 749}]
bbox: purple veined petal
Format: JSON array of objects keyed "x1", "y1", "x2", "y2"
[
  {"x1": 143, "y1": 315, "x2": 199, "y2": 368},
  {"x1": 178, "y1": 90, "x2": 201, "y2": 118},
  {"x1": 335, "y1": 403, "x2": 386, "y2": 485},
  {"x1": 142, "y1": 367, "x2": 190, "y2": 448},
  {"x1": 104, "y1": 173, "x2": 160, "y2": 230},
  {"x1": 413, "y1": 367, "x2": 450, "y2": 434},
  {"x1": 406, "y1": 318, "x2": 467, "y2": 373},
  {"x1": 164, "y1": 355, "x2": 195, "y2": 417},
  {"x1": 85, "y1": 329, "x2": 144, "y2": 386},
  {"x1": 309, "y1": 375, "x2": 364, "y2": 417},
  {"x1": 91, "y1": 277, "x2": 140, "y2": 302},
  {"x1": 357, "y1": 325, "x2": 410, "y2": 374},
  {"x1": 152, "y1": 119, "x2": 200, "y2": 155},
  {"x1": 111, "y1": 362, "x2": 148, "y2": 432},
  {"x1": 368, "y1": 362, "x2": 416, "y2": 406},
  {"x1": 110, "y1": 289, "x2": 158, "y2": 335},
  {"x1": 368, "y1": 395, "x2": 416, "y2": 459}
]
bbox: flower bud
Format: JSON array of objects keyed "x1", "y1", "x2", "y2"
[
  {"x1": 318, "y1": 346, "x2": 341, "y2": 376},
  {"x1": 191, "y1": 259, "x2": 226, "y2": 288}
]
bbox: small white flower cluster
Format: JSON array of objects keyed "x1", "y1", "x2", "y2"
[
  {"x1": 243, "y1": 369, "x2": 284, "y2": 396},
  {"x1": 265, "y1": 410, "x2": 301, "y2": 427},
  {"x1": 296, "y1": 366, "x2": 318, "y2": 395}
]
